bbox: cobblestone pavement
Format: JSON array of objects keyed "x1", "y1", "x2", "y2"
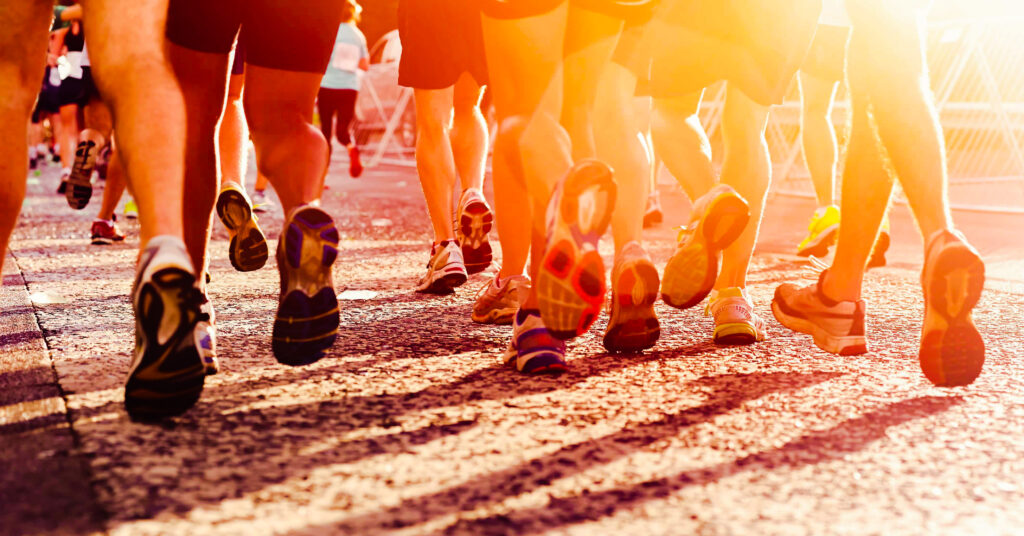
[{"x1": 3, "y1": 157, "x2": 1023, "y2": 536}]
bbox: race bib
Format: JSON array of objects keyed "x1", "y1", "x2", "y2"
[{"x1": 331, "y1": 42, "x2": 361, "y2": 73}]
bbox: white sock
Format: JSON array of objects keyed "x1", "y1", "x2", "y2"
[
  {"x1": 28, "y1": 146, "x2": 38, "y2": 159},
  {"x1": 36, "y1": 143, "x2": 47, "y2": 153}
]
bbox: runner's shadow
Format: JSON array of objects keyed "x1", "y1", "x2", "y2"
[
  {"x1": 432, "y1": 394, "x2": 964, "y2": 535},
  {"x1": 284, "y1": 370, "x2": 843, "y2": 534}
]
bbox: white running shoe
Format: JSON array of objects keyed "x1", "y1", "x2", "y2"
[
  {"x1": 708, "y1": 287, "x2": 767, "y2": 345},
  {"x1": 416, "y1": 240, "x2": 468, "y2": 294},
  {"x1": 472, "y1": 273, "x2": 529, "y2": 324}
]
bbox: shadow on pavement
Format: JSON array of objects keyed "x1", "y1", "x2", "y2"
[
  {"x1": 285, "y1": 370, "x2": 843, "y2": 535},
  {"x1": 1, "y1": 407, "x2": 106, "y2": 534},
  {"x1": 432, "y1": 394, "x2": 964, "y2": 536}
]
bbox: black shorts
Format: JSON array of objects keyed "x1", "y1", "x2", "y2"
[
  {"x1": 57, "y1": 67, "x2": 99, "y2": 108},
  {"x1": 32, "y1": 69, "x2": 62, "y2": 122},
  {"x1": 166, "y1": 0, "x2": 343, "y2": 74},
  {"x1": 629, "y1": 0, "x2": 822, "y2": 106},
  {"x1": 398, "y1": 0, "x2": 488, "y2": 89},
  {"x1": 800, "y1": 24, "x2": 849, "y2": 83}
]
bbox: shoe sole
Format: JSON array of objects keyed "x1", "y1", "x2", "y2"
[
  {"x1": 272, "y1": 206, "x2": 340, "y2": 366},
  {"x1": 796, "y1": 224, "x2": 838, "y2": 258},
  {"x1": 459, "y1": 199, "x2": 494, "y2": 275},
  {"x1": 920, "y1": 243, "x2": 985, "y2": 387},
  {"x1": 537, "y1": 161, "x2": 617, "y2": 340},
  {"x1": 472, "y1": 307, "x2": 516, "y2": 325},
  {"x1": 91, "y1": 237, "x2": 123, "y2": 246},
  {"x1": 66, "y1": 140, "x2": 97, "y2": 210},
  {"x1": 603, "y1": 258, "x2": 661, "y2": 353},
  {"x1": 714, "y1": 322, "x2": 763, "y2": 346},
  {"x1": 216, "y1": 188, "x2": 269, "y2": 272},
  {"x1": 124, "y1": 267, "x2": 206, "y2": 421},
  {"x1": 771, "y1": 298, "x2": 867, "y2": 356},
  {"x1": 502, "y1": 347, "x2": 568, "y2": 375},
  {"x1": 662, "y1": 192, "x2": 749, "y2": 310},
  {"x1": 418, "y1": 269, "x2": 469, "y2": 295}
]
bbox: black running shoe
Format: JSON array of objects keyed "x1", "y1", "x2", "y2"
[
  {"x1": 272, "y1": 205, "x2": 340, "y2": 366},
  {"x1": 66, "y1": 139, "x2": 97, "y2": 210},
  {"x1": 124, "y1": 237, "x2": 208, "y2": 421}
]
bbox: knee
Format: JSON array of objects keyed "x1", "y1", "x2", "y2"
[
  {"x1": 415, "y1": 109, "x2": 451, "y2": 143},
  {"x1": 244, "y1": 100, "x2": 305, "y2": 140}
]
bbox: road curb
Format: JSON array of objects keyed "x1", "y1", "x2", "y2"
[{"x1": 1, "y1": 250, "x2": 106, "y2": 534}]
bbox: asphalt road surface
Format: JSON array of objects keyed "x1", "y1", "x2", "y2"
[{"x1": 2, "y1": 155, "x2": 1023, "y2": 536}]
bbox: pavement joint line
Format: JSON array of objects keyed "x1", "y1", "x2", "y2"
[{"x1": 5, "y1": 247, "x2": 112, "y2": 533}]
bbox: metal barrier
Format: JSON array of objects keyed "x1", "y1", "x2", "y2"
[{"x1": 704, "y1": 17, "x2": 1024, "y2": 214}]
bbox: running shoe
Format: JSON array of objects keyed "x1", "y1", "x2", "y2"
[
  {"x1": 771, "y1": 270, "x2": 868, "y2": 355},
  {"x1": 919, "y1": 229, "x2": 986, "y2": 387},
  {"x1": 416, "y1": 240, "x2": 468, "y2": 294},
  {"x1": 124, "y1": 198, "x2": 138, "y2": 219},
  {"x1": 90, "y1": 218, "x2": 126, "y2": 245},
  {"x1": 796, "y1": 205, "x2": 840, "y2": 258},
  {"x1": 472, "y1": 273, "x2": 529, "y2": 325},
  {"x1": 456, "y1": 188, "x2": 494, "y2": 275},
  {"x1": 867, "y1": 220, "x2": 891, "y2": 269},
  {"x1": 124, "y1": 236, "x2": 208, "y2": 420},
  {"x1": 251, "y1": 190, "x2": 273, "y2": 213},
  {"x1": 56, "y1": 169, "x2": 70, "y2": 195},
  {"x1": 215, "y1": 182, "x2": 269, "y2": 272},
  {"x1": 708, "y1": 287, "x2": 767, "y2": 345},
  {"x1": 661, "y1": 184, "x2": 749, "y2": 310},
  {"x1": 66, "y1": 139, "x2": 98, "y2": 210},
  {"x1": 502, "y1": 309, "x2": 568, "y2": 375},
  {"x1": 196, "y1": 296, "x2": 219, "y2": 375},
  {"x1": 537, "y1": 159, "x2": 617, "y2": 340},
  {"x1": 603, "y1": 242, "x2": 660, "y2": 353},
  {"x1": 642, "y1": 192, "x2": 663, "y2": 228},
  {"x1": 348, "y1": 145, "x2": 363, "y2": 178},
  {"x1": 272, "y1": 204, "x2": 340, "y2": 366}
]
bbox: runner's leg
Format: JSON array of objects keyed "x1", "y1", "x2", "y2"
[
  {"x1": 798, "y1": 70, "x2": 840, "y2": 207},
  {"x1": 412, "y1": 86, "x2": 459, "y2": 243},
  {"x1": 650, "y1": 92, "x2": 717, "y2": 201},
  {"x1": 0, "y1": 0, "x2": 50, "y2": 275},
  {"x1": 243, "y1": 67, "x2": 328, "y2": 213},
  {"x1": 715, "y1": 85, "x2": 771, "y2": 290},
  {"x1": 450, "y1": 72, "x2": 487, "y2": 193},
  {"x1": 845, "y1": 0, "x2": 952, "y2": 239},
  {"x1": 82, "y1": 0, "x2": 188, "y2": 245},
  {"x1": 220, "y1": 72, "x2": 248, "y2": 188},
  {"x1": 168, "y1": 44, "x2": 230, "y2": 282}
]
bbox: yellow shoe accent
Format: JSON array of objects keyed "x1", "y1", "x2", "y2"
[{"x1": 797, "y1": 205, "x2": 840, "y2": 257}]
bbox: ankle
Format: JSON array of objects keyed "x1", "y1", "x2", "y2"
[{"x1": 820, "y1": 269, "x2": 861, "y2": 303}]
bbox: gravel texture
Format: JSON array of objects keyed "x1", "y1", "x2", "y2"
[{"x1": 2, "y1": 158, "x2": 1023, "y2": 536}]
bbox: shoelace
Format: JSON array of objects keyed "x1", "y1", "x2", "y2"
[{"x1": 806, "y1": 255, "x2": 830, "y2": 278}]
